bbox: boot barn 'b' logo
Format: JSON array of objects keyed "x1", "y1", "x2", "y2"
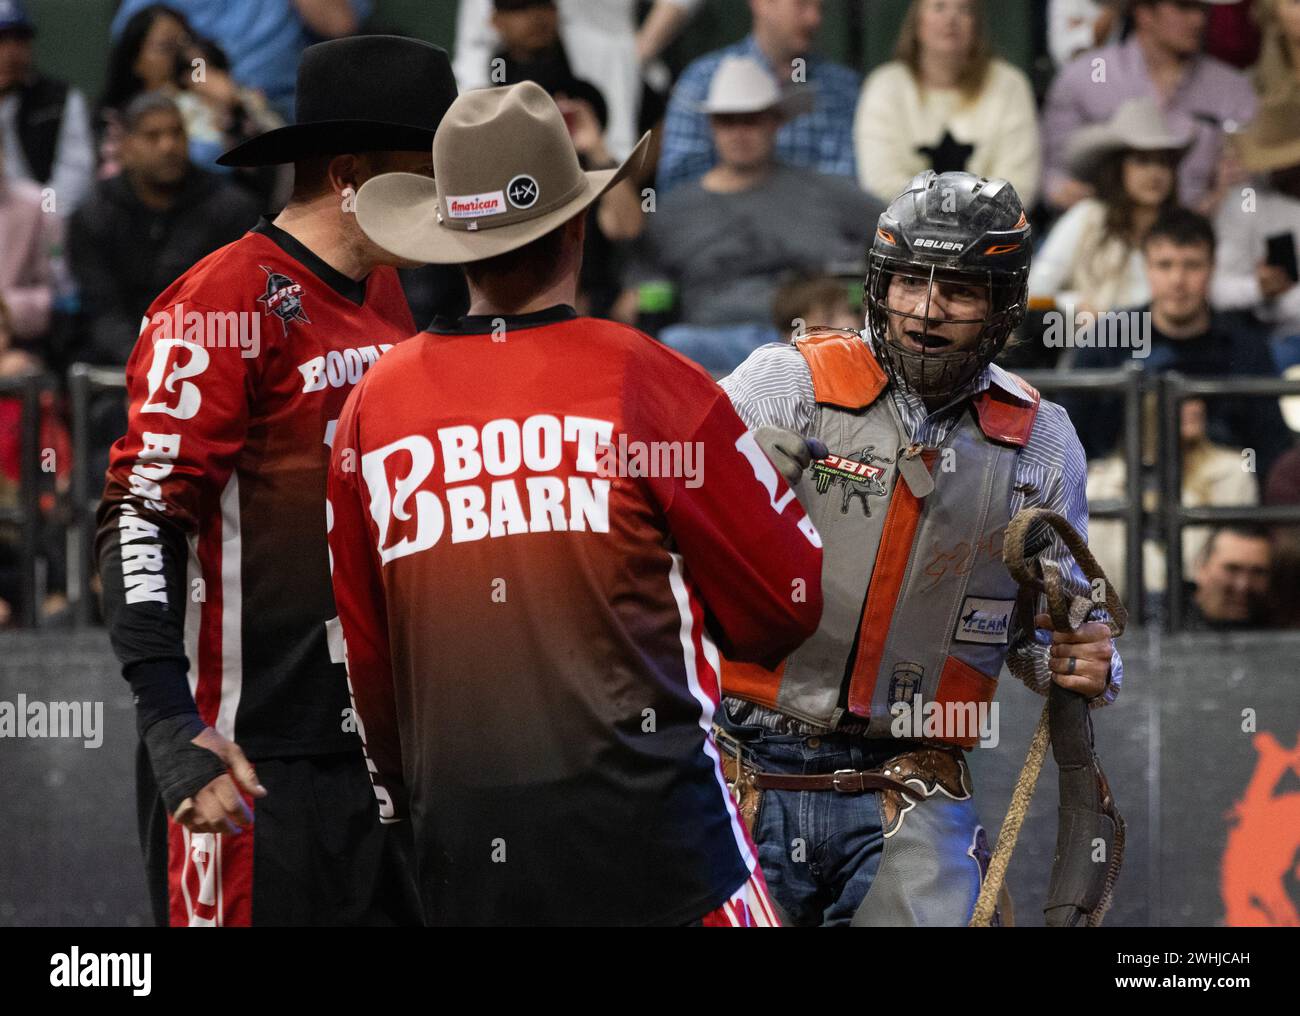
[
  {"x1": 257, "y1": 266, "x2": 311, "y2": 334},
  {"x1": 1221, "y1": 731, "x2": 1300, "y2": 926}
]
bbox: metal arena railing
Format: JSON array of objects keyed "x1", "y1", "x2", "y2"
[
  {"x1": 1158, "y1": 372, "x2": 1300, "y2": 633},
  {"x1": 0, "y1": 373, "x2": 48, "y2": 628},
  {"x1": 37, "y1": 363, "x2": 1300, "y2": 635},
  {"x1": 67, "y1": 363, "x2": 126, "y2": 627},
  {"x1": 1018, "y1": 366, "x2": 1145, "y2": 621}
]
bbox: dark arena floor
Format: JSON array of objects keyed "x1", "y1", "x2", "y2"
[{"x1": 2, "y1": 626, "x2": 1297, "y2": 928}]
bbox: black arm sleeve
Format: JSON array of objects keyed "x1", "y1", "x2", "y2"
[{"x1": 96, "y1": 494, "x2": 197, "y2": 728}]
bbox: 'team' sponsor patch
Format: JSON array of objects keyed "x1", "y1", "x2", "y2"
[{"x1": 953, "y1": 596, "x2": 1014, "y2": 644}]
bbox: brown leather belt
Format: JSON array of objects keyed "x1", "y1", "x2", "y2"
[{"x1": 753, "y1": 769, "x2": 912, "y2": 794}]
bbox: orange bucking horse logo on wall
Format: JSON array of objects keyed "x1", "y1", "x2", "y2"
[{"x1": 1221, "y1": 731, "x2": 1300, "y2": 926}]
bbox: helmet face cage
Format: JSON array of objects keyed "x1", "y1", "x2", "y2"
[{"x1": 864, "y1": 249, "x2": 1028, "y2": 403}]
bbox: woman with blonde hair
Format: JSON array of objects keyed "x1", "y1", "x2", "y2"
[
  {"x1": 853, "y1": 0, "x2": 1040, "y2": 205},
  {"x1": 1252, "y1": 0, "x2": 1300, "y2": 98}
]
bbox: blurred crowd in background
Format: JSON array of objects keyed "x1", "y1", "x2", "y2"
[{"x1": 2, "y1": 0, "x2": 1300, "y2": 633}]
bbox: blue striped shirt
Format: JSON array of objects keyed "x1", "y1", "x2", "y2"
[
  {"x1": 657, "y1": 34, "x2": 861, "y2": 196},
  {"x1": 719, "y1": 337, "x2": 1123, "y2": 722}
]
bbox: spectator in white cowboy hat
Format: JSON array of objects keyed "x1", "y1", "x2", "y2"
[
  {"x1": 657, "y1": 0, "x2": 861, "y2": 195},
  {"x1": 854, "y1": 0, "x2": 1042, "y2": 207},
  {"x1": 626, "y1": 55, "x2": 882, "y2": 374},
  {"x1": 1042, "y1": 0, "x2": 1256, "y2": 214},
  {"x1": 341, "y1": 80, "x2": 823, "y2": 925},
  {"x1": 1030, "y1": 96, "x2": 1190, "y2": 317},
  {"x1": 1211, "y1": 92, "x2": 1300, "y2": 339}
]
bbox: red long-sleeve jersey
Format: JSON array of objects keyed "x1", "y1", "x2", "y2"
[
  {"x1": 96, "y1": 219, "x2": 416, "y2": 758},
  {"x1": 326, "y1": 306, "x2": 823, "y2": 925}
]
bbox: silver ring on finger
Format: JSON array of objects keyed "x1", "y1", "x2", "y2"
[{"x1": 1066, "y1": 656, "x2": 1077, "y2": 675}]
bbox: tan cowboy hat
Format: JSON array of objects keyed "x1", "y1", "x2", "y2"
[
  {"x1": 355, "y1": 81, "x2": 650, "y2": 265},
  {"x1": 1064, "y1": 96, "x2": 1193, "y2": 184},
  {"x1": 695, "y1": 55, "x2": 815, "y2": 118},
  {"x1": 1232, "y1": 94, "x2": 1300, "y2": 174}
]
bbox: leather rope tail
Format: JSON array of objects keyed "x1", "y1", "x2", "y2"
[{"x1": 969, "y1": 508, "x2": 1128, "y2": 928}]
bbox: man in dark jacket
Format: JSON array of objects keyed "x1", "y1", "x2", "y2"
[{"x1": 68, "y1": 93, "x2": 258, "y2": 367}]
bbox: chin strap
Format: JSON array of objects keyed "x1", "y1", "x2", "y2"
[{"x1": 969, "y1": 508, "x2": 1128, "y2": 928}]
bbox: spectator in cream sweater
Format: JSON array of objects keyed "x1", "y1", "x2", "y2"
[{"x1": 853, "y1": 0, "x2": 1040, "y2": 206}]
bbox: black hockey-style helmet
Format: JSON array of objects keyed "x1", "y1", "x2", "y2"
[{"x1": 864, "y1": 170, "x2": 1031, "y2": 401}]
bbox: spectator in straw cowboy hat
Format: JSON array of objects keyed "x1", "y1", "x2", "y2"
[
  {"x1": 1212, "y1": 92, "x2": 1300, "y2": 339},
  {"x1": 1030, "y1": 96, "x2": 1190, "y2": 318},
  {"x1": 333, "y1": 80, "x2": 825, "y2": 926},
  {"x1": 1042, "y1": 0, "x2": 1256, "y2": 213}
]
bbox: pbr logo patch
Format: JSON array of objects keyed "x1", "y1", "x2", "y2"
[
  {"x1": 810, "y1": 447, "x2": 893, "y2": 516},
  {"x1": 257, "y1": 266, "x2": 311, "y2": 334},
  {"x1": 954, "y1": 596, "x2": 1014, "y2": 644}
]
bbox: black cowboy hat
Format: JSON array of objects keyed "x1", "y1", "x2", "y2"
[{"x1": 217, "y1": 35, "x2": 457, "y2": 168}]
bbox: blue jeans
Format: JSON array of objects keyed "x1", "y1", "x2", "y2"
[
  {"x1": 657, "y1": 323, "x2": 781, "y2": 376},
  {"x1": 721, "y1": 711, "x2": 991, "y2": 927}
]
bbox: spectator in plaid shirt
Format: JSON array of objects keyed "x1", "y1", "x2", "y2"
[{"x1": 656, "y1": 0, "x2": 860, "y2": 195}]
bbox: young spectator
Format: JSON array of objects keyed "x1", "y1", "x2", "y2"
[
  {"x1": 68, "y1": 93, "x2": 259, "y2": 367},
  {"x1": 1048, "y1": 0, "x2": 1124, "y2": 67},
  {"x1": 110, "y1": 0, "x2": 370, "y2": 123},
  {"x1": 855, "y1": 0, "x2": 1040, "y2": 206},
  {"x1": 1212, "y1": 94, "x2": 1300, "y2": 339},
  {"x1": 657, "y1": 0, "x2": 861, "y2": 195},
  {"x1": 771, "y1": 273, "x2": 861, "y2": 338},
  {"x1": 0, "y1": 0, "x2": 94, "y2": 214},
  {"x1": 1185, "y1": 524, "x2": 1273, "y2": 627},
  {"x1": 629, "y1": 57, "x2": 881, "y2": 374},
  {"x1": 98, "y1": 5, "x2": 284, "y2": 194},
  {"x1": 1059, "y1": 208, "x2": 1293, "y2": 479},
  {"x1": 453, "y1": 0, "x2": 702, "y2": 161},
  {"x1": 1253, "y1": 0, "x2": 1300, "y2": 98},
  {"x1": 1042, "y1": 0, "x2": 1256, "y2": 213},
  {"x1": 1030, "y1": 97, "x2": 1188, "y2": 315},
  {"x1": 0, "y1": 143, "x2": 58, "y2": 346}
]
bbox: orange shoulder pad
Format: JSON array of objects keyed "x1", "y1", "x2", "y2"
[
  {"x1": 972, "y1": 372, "x2": 1041, "y2": 447},
  {"x1": 793, "y1": 328, "x2": 888, "y2": 410}
]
